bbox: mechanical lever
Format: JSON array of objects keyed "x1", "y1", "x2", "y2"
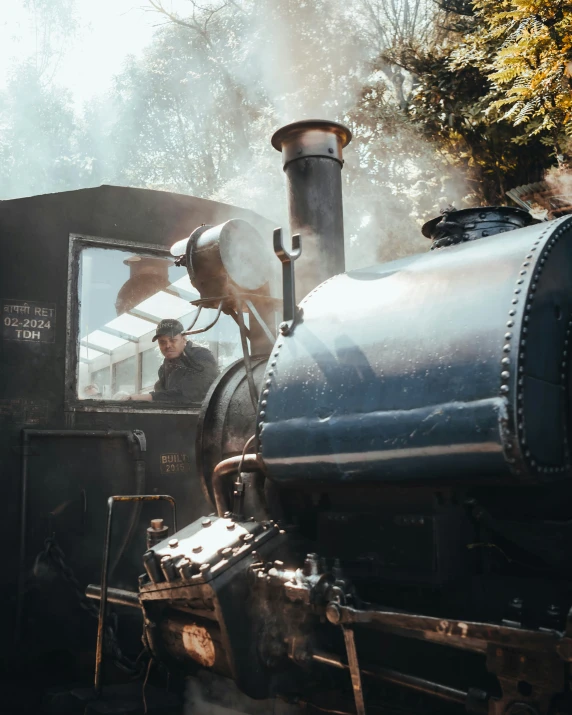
[{"x1": 273, "y1": 227, "x2": 302, "y2": 335}]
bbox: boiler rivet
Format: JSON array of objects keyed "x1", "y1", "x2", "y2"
[
  {"x1": 503, "y1": 345, "x2": 511, "y2": 353},
  {"x1": 500, "y1": 385, "x2": 509, "y2": 394},
  {"x1": 505, "y1": 332, "x2": 512, "y2": 340},
  {"x1": 509, "y1": 309, "x2": 516, "y2": 316},
  {"x1": 261, "y1": 400, "x2": 267, "y2": 407},
  {"x1": 507, "y1": 321, "x2": 514, "y2": 327},
  {"x1": 259, "y1": 411, "x2": 266, "y2": 418},
  {"x1": 501, "y1": 371, "x2": 510, "y2": 380},
  {"x1": 501, "y1": 357, "x2": 510, "y2": 365}
]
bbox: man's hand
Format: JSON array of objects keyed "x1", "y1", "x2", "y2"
[{"x1": 112, "y1": 392, "x2": 153, "y2": 402}]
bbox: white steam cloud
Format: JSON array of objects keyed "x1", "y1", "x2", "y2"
[{"x1": 0, "y1": 0, "x2": 471, "y2": 271}]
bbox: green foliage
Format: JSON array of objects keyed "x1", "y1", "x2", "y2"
[
  {"x1": 366, "y1": 0, "x2": 566, "y2": 205},
  {"x1": 469, "y1": 0, "x2": 572, "y2": 146},
  {"x1": 402, "y1": 45, "x2": 553, "y2": 203},
  {"x1": 445, "y1": 0, "x2": 572, "y2": 163}
]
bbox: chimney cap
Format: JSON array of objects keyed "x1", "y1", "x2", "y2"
[{"x1": 272, "y1": 119, "x2": 352, "y2": 167}]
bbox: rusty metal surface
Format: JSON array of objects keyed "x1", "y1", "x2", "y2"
[
  {"x1": 258, "y1": 217, "x2": 572, "y2": 486},
  {"x1": 181, "y1": 622, "x2": 217, "y2": 667},
  {"x1": 139, "y1": 514, "x2": 279, "y2": 594},
  {"x1": 85, "y1": 584, "x2": 141, "y2": 609},
  {"x1": 327, "y1": 602, "x2": 572, "y2": 660},
  {"x1": 95, "y1": 494, "x2": 176, "y2": 696}
]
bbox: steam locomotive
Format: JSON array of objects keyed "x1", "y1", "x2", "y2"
[{"x1": 88, "y1": 120, "x2": 572, "y2": 715}]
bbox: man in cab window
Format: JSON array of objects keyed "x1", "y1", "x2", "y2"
[{"x1": 126, "y1": 319, "x2": 218, "y2": 404}]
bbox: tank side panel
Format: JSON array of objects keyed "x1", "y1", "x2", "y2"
[{"x1": 259, "y1": 221, "x2": 568, "y2": 485}]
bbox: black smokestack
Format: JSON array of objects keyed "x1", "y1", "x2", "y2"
[{"x1": 271, "y1": 119, "x2": 352, "y2": 298}]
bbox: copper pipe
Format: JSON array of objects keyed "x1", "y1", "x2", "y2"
[{"x1": 212, "y1": 454, "x2": 262, "y2": 517}]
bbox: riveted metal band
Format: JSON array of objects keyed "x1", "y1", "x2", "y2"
[{"x1": 506, "y1": 215, "x2": 572, "y2": 477}]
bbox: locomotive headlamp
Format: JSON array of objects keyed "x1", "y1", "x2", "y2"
[{"x1": 170, "y1": 218, "x2": 271, "y2": 309}]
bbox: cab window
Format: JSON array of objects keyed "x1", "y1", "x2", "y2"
[{"x1": 72, "y1": 239, "x2": 243, "y2": 406}]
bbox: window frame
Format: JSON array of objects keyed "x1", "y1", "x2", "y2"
[{"x1": 64, "y1": 233, "x2": 204, "y2": 414}]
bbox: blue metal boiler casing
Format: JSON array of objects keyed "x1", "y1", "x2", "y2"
[{"x1": 257, "y1": 217, "x2": 572, "y2": 486}]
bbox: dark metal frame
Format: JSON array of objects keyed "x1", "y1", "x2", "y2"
[
  {"x1": 64, "y1": 233, "x2": 203, "y2": 415},
  {"x1": 95, "y1": 494, "x2": 177, "y2": 696},
  {"x1": 16, "y1": 428, "x2": 147, "y2": 645}
]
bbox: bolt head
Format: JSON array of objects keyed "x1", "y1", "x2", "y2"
[{"x1": 169, "y1": 539, "x2": 179, "y2": 548}]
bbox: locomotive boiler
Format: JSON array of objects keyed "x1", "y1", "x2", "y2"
[{"x1": 89, "y1": 120, "x2": 572, "y2": 715}]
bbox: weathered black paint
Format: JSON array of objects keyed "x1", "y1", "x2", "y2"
[{"x1": 0, "y1": 185, "x2": 273, "y2": 662}]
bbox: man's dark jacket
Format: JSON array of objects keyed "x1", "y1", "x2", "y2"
[{"x1": 151, "y1": 342, "x2": 218, "y2": 404}]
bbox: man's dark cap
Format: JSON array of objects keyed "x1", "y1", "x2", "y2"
[{"x1": 152, "y1": 319, "x2": 185, "y2": 342}]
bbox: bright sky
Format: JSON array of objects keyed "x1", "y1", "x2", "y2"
[{"x1": 0, "y1": 0, "x2": 159, "y2": 106}]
